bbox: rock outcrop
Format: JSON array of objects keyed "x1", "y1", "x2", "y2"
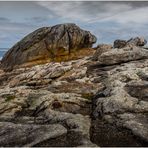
[
  {"x1": 96, "y1": 46, "x2": 148, "y2": 65},
  {"x1": 114, "y1": 39, "x2": 127, "y2": 48},
  {"x1": 0, "y1": 122, "x2": 67, "y2": 147},
  {"x1": 0, "y1": 27, "x2": 148, "y2": 147},
  {"x1": 1, "y1": 23, "x2": 96, "y2": 71},
  {"x1": 92, "y1": 44, "x2": 112, "y2": 61},
  {"x1": 114, "y1": 37, "x2": 147, "y2": 48},
  {"x1": 91, "y1": 42, "x2": 148, "y2": 146},
  {"x1": 127, "y1": 37, "x2": 147, "y2": 46}
]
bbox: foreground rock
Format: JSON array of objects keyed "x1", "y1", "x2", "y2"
[
  {"x1": 0, "y1": 56, "x2": 99, "y2": 147},
  {"x1": 91, "y1": 44, "x2": 148, "y2": 146},
  {"x1": 0, "y1": 34, "x2": 148, "y2": 146},
  {"x1": 0, "y1": 122, "x2": 67, "y2": 147},
  {"x1": 1, "y1": 23, "x2": 96, "y2": 71}
]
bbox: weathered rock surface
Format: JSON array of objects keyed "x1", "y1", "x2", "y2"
[
  {"x1": 96, "y1": 46, "x2": 148, "y2": 65},
  {"x1": 0, "y1": 56, "x2": 99, "y2": 147},
  {"x1": 92, "y1": 44, "x2": 112, "y2": 61},
  {"x1": 0, "y1": 33, "x2": 148, "y2": 147},
  {"x1": 91, "y1": 44, "x2": 148, "y2": 146},
  {"x1": 127, "y1": 37, "x2": 147, "y2": 46},
  {"x1": 0, "y1": 122, "x2": 67, "y2": 147},
  {"x1": 114, "y1": 37, "x2": 147, "y2": 49},
  {"x1": 114, "y1": 39, "x2": 127, "y2": 48},
  {"x1": 1, "y1": 23, "x2": 96, "y2": 71}
]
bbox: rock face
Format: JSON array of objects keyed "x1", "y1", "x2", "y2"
[
  {"x1": 114, "y1": 39, "x2": 127, "y2": 48},
  {"x1": 114, "y1": 37, "x2": 147, "y2": 48},
  {"x1": 97, "y1": 46, "x2": 148, "y2": 65},
  {"x1": 92, "y1": 44, "x2": 112, "y2": 61},
  {"x1": 0, "y1": 32, "x2": 148, "y2": 146},
  {"x1": 127, "y1": 37, "x2": 147, "y2": 46},
  {"x1": 0, "y1": 122, "x2": 67, "y2": 147},
  {"x1": 0, "y1": 56, "x2": 99, "y2": 147},
  {"x1": 1, "y1": 23, "x2": 96, "y2": 71},
  {"x1": 91, "y1": 42, "x2": 148, "y2": 146}
]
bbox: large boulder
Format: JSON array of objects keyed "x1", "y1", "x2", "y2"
[{"x1": 1, "y1": 23, "x2": 97, "y2": 71}]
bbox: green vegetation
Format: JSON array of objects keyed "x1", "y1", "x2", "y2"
[
  {"x1": 81, "y1": 93, "x2": 93, "y2": 100},
  {"x1": 4, "y1": 94, "x2": 16, "y2": 102}
]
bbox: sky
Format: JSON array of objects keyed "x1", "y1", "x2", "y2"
[{"x1": 0, "y1": 1, "x2": 148, "y2": 48}]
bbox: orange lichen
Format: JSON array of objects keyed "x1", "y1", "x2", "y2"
[{"x1": 13, "y1": 48, "x2": 95, "y2": 69}]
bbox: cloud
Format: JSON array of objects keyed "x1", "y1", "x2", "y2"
[
  {"x1": 37, "y1": 1, "x2": 90, "y2": 22},
  {"x1": 0, "y1": 17, "x2": 10, "y2": 22},
  {"x1": 0, "y1": 20, "x2": 37, "y2": 47},
  {"x1": 96, "y1": 7, "x2": 148, "y2": 25},
  {"x1": 26, "y1": 16, "x2": 49, "y2": 23},
  {"x1": 36, "y1": 1, "x2": 148, "y2": 25},
  {"x1": 1, "y1": 1, "x2": 148, "y2": 47},
  {"x1": 36, "y1": 1, "x2": 148, "y2": 44}
]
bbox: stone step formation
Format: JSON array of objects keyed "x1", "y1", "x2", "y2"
[{"x1": 0, "y1": 23, "x2": 147, "y2": 147}]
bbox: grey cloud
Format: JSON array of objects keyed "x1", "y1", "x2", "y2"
[
  {"x1": 0, "y1": 17, "x2": 9, "y2": 21},
  {"x1": 0, "y1": 1, "x2": 148, "y2": 47},
  {"x1": 120, "y1": 1, "x2": 148, "y2": 8},
  {"x1": 0, "y1": 21, "x2": 38, "y2": 47},
  {"x1": 0, "y1": 21, "x2": 36, "y2": 32},
  {"x1": 26, "y1": 16, "x2": 49, "y2": 23},
  {"x1": 0, "y1": 17, "x2": 10, "y2": 23},
  {"x1": 37, "y1": 1, "x2": 148, "y2": 23}
]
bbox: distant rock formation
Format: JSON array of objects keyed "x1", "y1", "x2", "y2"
[
  {"x1": 1, "y1": 23, "x2": 97, "y2": 71},
  {"x1": 127, "y1": 37, "x2": 147, "y2": 46},
  {"x1": 114, "y1": 40, "x2": 127, "y2": 49},
  {"x1": 114, "y1": 37, "x2": 147, "y2": 48}
]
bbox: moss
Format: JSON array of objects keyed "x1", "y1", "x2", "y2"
[
  {"x1": 4, "y1": 94, "x2": 16, "y2": 102},
  {"x1": 81, "y1": 93, "x2": 93, "y2": 100}
]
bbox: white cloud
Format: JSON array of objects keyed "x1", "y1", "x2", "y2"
[
  {"x1": 37, "y1": 1, "x2": 148, "y2": 27},
  {"x1": 37, "y1": 1, "x2": 90, "y2": 22},
  {"x1": 1, "y1": 1, "x2": 148, "y2": 47},
  {"x1": 37, "y1": 2, "x2": 136, "y2": 23},
  {"x1": 99, "y1": 7, "x2": 148, "y2": 25}
]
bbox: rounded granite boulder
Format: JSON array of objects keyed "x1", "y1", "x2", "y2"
[{"x1": 1, "y1": 23, "x2": 97, "y2": 71}]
